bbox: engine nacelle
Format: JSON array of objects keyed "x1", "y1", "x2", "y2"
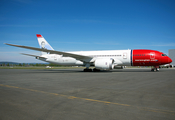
[{"x1": 94, "y1": 58, "x2": 114, "y2": 70}]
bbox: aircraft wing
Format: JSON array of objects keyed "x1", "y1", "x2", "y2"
[{"x1": 5, "y1": 43, "x2": 92, "y2": 62}]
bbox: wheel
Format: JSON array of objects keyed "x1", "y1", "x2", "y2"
[
  {"x1": 93, "y1": 68, "x2": 100, "y2": 72},
  {"x1": 84, "y1": 69, "x2": 92, "y2": 72}
]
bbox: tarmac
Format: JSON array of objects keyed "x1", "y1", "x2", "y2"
[{"x1": 0, "y1": 68, "x2": 175, "y2": 120}]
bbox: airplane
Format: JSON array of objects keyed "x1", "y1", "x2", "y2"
[{"x1": 5, "y1": 34, "x2": 172, "y2": 72}]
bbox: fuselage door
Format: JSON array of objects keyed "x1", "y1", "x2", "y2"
[
  {"x1": 123, "y1": 53, "x2": 127, "y2": 59},
  {"x1": 54, "y1": 55, "x2": 57, "y2": 60}
]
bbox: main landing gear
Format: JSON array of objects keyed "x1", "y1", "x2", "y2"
[
  {"x1": 151, "y1": 66, "x2": 159, "y2": 72},
  {"x1": 84, "y1": 63, "x2": 101, "y2": 72},
  {"x1": 84, "y1": 68, "x2": 92, "y2": 72},
  {"x1": 84, "y1": 64, "x2": 92, "y2": 72},
  {"x1": 92, "y1": 68, "x2": 101, "y2": 72},
  {"x1": 83, "y1": 68, "x2": 101, "y2": 72}
]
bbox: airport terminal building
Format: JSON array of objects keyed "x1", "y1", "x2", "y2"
[{"x1": 169, "y1": 49, "x2": 175, "y2": 66}]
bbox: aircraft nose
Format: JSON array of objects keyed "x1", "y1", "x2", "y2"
[
  {"x1": 168, "y1": 57, "x2": 172, "y2": 63},
  {"x1": 161, "y1": 56, "x2": 172, "y2": 64}
]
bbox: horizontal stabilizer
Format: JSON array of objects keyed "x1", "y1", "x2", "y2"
[
  {"x1": 21, "y1": 53, "x2": 40, "y2": 57},
  {"x1": 21, "y1": 53, "x2": 48, "y2": 60}
]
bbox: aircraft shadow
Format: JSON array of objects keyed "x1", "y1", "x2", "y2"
[{"x1": 30, "y1": 68, "x2": 157, "y2": 74}]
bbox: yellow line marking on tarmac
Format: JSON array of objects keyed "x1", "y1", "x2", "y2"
[{"x1": 0, "y1": 84, "x2": 175, "y2": 115}]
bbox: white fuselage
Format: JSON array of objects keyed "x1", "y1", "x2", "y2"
[{"x1": 39, "y1": 50, "x2": 132, "y2": 67}]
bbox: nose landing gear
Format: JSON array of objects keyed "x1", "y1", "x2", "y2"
[{"x1": 151, "y1": 66, "x2": 159, "y2": 72}]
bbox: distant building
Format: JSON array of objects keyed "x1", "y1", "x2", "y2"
[{"x1": 169, "y1": 49, "x2": 175, "y2": 66}]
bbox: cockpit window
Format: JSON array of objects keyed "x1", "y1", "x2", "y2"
[{"x1": 161, "y1": 54, "x2": 167, "y2": 56}]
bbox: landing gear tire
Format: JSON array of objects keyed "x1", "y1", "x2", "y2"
[
  {"x1": 83, "y1": 69, "x2": 92, "y2": 72},
  {"x1": 93, "y1": 68, "x2": 101, "y2": 72},
  {"x1": 151, "y1": 67, "x2": 159, "y2": 72}
]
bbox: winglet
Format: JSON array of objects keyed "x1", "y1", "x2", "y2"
[{"x1": 36, "y1": 34, "x2": 42, "y2": 38}]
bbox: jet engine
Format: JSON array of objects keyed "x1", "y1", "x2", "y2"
[{"x1": 94, "y1": 58, "x2": 114, "y2": 70}]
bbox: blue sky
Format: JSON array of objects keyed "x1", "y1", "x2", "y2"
[{"x1": 0, "y1": 0, "x2": 175, "y2": 63}]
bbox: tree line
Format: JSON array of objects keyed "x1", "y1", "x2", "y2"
[{"x1": 0, "y1": 63, "x2": 64, "y2": 67}]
